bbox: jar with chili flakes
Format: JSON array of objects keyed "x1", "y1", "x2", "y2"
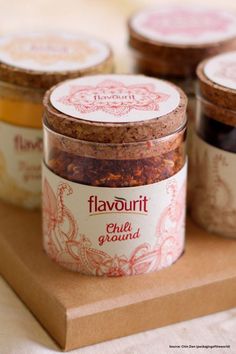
[
  {"x1": 0, "y1": 32, "x2": 113, "y2": 209},
  {"x1": 42, "y1": 74, "x2": 187, "y2": 277},
  {"x1": 191, "y1": 52, "x2": 236, "y2": 238}
]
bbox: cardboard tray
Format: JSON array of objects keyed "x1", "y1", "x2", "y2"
[{"x1": 0, "y1": 201, "x2": 236, "y2": 351}]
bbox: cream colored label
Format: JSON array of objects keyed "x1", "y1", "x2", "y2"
[
  {"x1": 42, "y1": 162, "x2": 187, "y2": 276},
  {"x1": 131, "y1": 6, "x2": 236, "y2": 45},
  {"x1": 0, "y1": 121, "x2": 42, "y2": 208},
  {"x1": 0, "y1": 32, "x2": 110, "y2": 72},
  {"x1": 50, "y1": 74, "x2": 180, "y2": 123},
  {"x1": 204, "y1": 51, "x2": 236, "y2": 90},
  {"x1": 191, "y1": 134, "x2": 236, "y2": 237}
]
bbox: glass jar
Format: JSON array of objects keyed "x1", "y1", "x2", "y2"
[
  {"x1": 0, "y1": 81, "x2": 44, "y2": 208},
  {"x1": 0, "y1": 31, "x2": 113, "y2": 208},
  {"x1": 128, "y1": 5, "x2": 236, "y2": 160},
  {"x1": 42, "y1": 74, "x2": 187, "y2": 276},
  {"x1": 191, "y1": 51, "x2": 236, "y2": 238}
]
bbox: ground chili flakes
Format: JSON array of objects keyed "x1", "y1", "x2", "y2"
[{"x1": 46, "y1": 141, "x2": 186, "y2": 187}]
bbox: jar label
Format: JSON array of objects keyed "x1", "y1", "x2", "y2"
[
  {"x1": 0, "y1": 121, "x2": 42, "y2": 208},
  {"x1": 191, "y1": 134, "x2": 236, "y2": 237},
  {"x1": 42, "y1": 162, "x2": 187, "y2": 276},
  {"x1": 204, "y1": 51, "x2": 236, "y2": 90},
  {"x1": 0, "y1": 32, "x2": 110, "y2": 72},
  {"x1": 131, "y1": 6, "x2": 236, "y2": 45},
  {"x1": 50, "y1": 74, "x2": 180, "y2": 122}
]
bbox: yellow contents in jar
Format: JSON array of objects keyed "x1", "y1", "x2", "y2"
[
  {"x1": 0, "y1": 31, "x2": 114, "y2": 209},
  {"x1": 0, "y1": 96, "x2": 43, "y2": 128},
  {"x1": 0, "y1": 80, "x2": 44, "y2": 125}
]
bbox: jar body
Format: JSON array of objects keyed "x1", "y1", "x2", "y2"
[
  {"x1": 42, "y1": 122, "x2": 187, "y2": 276},
  {"x1": 0, "y1": 81, "x2": 44, "y2": 208},
  {"x1": 190, "y1": 97, "x2": 236, "y2": 238}
]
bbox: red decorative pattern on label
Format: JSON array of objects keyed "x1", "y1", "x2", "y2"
[
  {"x1": 58, "y1": 79, "x2": 170, "y2": 116},
  {"x1": 42, "y1": 164, "x2": 186, "y2": 276},
  {"x1": 142, "y1": 9, "x2": 232, "y2": 37},
  {"x1": 0, "y1": 33, "x2": 110, "y2": 72},
  {"x1": 191, "y1": 135, "x2": 236, "y2": 238}
]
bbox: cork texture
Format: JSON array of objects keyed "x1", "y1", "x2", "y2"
[
  {"x1": 0, "y1": 53, "x2": 114, "y2": 89},
  {"x1": 128, "y1": 22, "x2": 236, "y2": 77},
  {"x1": 197, "y1": 60, "x2": 236, "y2": 126},
  {"x1": 43, "y1": 77, "x2": 187, "y2": 143}
]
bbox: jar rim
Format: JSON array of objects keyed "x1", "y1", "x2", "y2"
[
  {"x1": 43, "y1": 117, "x2": 187, "y2": 147},
  {"x1": 43, "y1": 118, "x2": 186, "y2": 161},
  {"x1": 197, "y1": 94, "x2": 236, "y2": 127},
  {"x1": 197, "y1": 57, "x2": 236, "y2": 123}
]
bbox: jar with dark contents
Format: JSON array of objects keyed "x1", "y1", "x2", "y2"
[
  {"x1": 43, "y1": 74, "x2": 187, "y2": 276},
  {"x1": 0, "y1": 31, "x2": 113, "y2": 209},
  {"x1": 191, "y1": 52, "x2": 236, "y2": 238}
]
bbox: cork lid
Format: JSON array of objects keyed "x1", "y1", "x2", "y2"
[
  {"x1": 128, "y1": 5, "x2": 236, "y2": 77},
  {"x1": 0, "y1": 32, "x2": 113, "y2": 89},
  {"x1": 197, "y1": 51, "x2": 236, "y2": 126},
  {"x1": 44, "y1": 74, "x2": 187, "y2": 143}
]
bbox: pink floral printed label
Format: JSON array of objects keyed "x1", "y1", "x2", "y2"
[
  {"x1": 131, "y1": 6, "x2": 236, "y2": 45},
  {"x1": 0, "y1": 32, "x2": 110, "y2": 72},
  {"x1": 191, "y1": 135, "x2": 236, "y2": 238},
  {"x1": 50, "y1": 75, "x2": 180, "y2": 122},
  {"x1": 204, "y1": 51, "x2": 236, "y2": 90},
  {"x1": 42, "y1": 162, "x2": 187, "y2": 276}
]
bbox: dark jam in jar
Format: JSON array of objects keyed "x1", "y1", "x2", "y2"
[
  {"x1": 191, "y1": 52, "x2": 236, "y2": 238},
  {"x1": 196, "y1": 112, "x2": 236, "y2": 153}
]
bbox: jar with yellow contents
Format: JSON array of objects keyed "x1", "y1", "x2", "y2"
[{"x1": 0, "y1": 32, "x2": 113, "y2": 208}]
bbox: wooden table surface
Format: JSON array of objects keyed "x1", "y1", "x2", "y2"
[{"x1": 0, "y1": 0, "x2": 236, "y2": 353}]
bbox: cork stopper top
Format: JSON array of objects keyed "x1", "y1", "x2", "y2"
[
  {"x1": 128, "y1": 5, "x2": 236, "y2": 76},
  {"x1": 0, "y1": 32, "x2": 113, "y2": 89},
  {"x1": 197, "y1": 51, "x2": 236, "y2": 126},
  {"x1": 43, "y1": 74, "x2": 187, "y2": 143}
]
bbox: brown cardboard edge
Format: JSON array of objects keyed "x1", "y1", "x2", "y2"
[
  {"x1": 64, "y1": 276, "x2": 236, "y2": 351},
  {"x1": 0, "y1": 234, "x2": 67, "y2": 349},
  {"x1": 1, "y1": 204, "x2": 236, "y2": 351}
]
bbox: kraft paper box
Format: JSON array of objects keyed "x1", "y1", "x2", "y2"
[{"x1": 0, "y1": 201, "x2": 236, "y2": 351}]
